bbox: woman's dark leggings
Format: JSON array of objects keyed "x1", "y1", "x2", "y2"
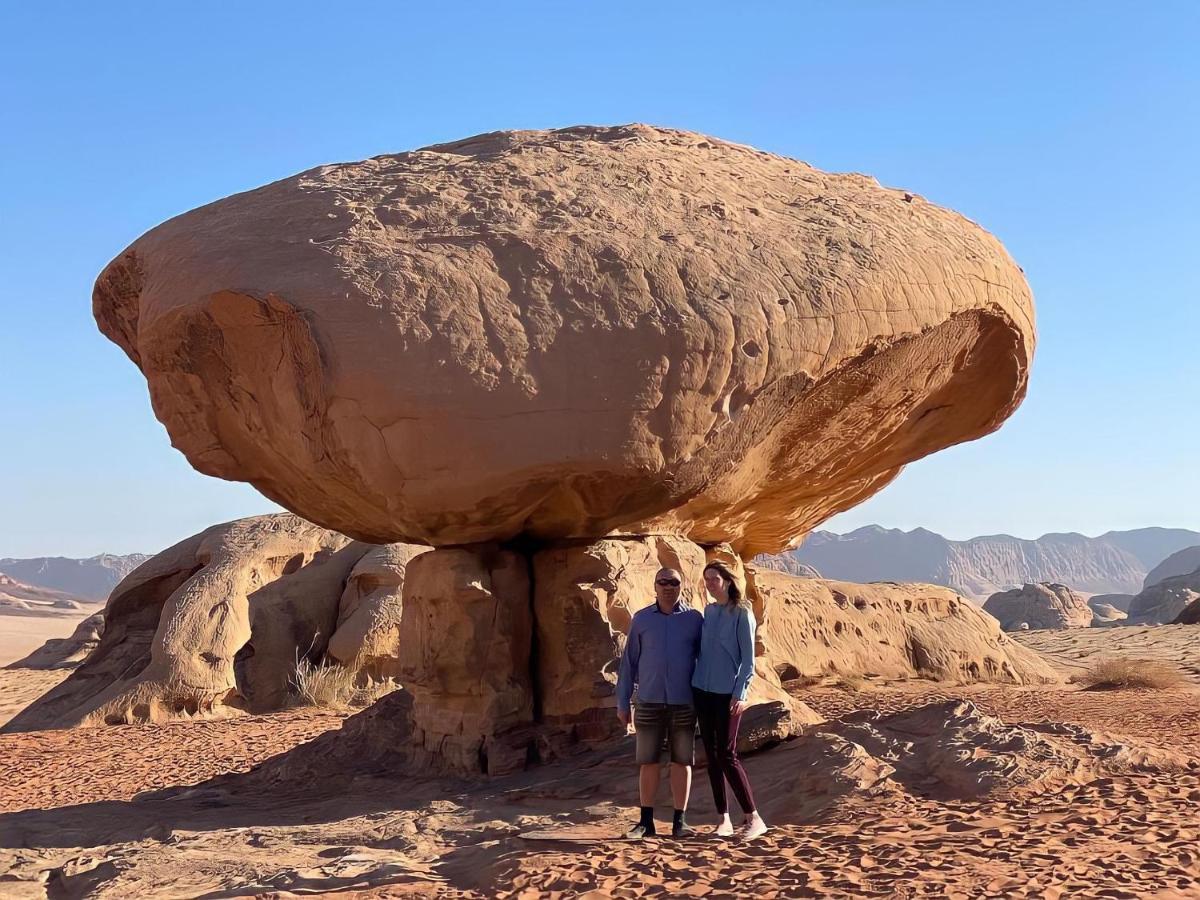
[{"x1": 693, "y1": 687, "x2": 756, "y2": 816}]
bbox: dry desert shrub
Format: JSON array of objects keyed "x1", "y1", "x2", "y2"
[
  {"x1": 1075, "y1": 656, "x2": 1188, "y2": 690},
  {"x1": 289, "y1": 655, "x2": 399, "y2": 709}
]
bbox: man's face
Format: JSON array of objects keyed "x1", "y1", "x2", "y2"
[{"x1": 654, "y1": 568, "x2": 683, "y2": 605}]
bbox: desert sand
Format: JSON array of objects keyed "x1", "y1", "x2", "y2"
[
  {"x1": 1, "y1": 625, "x2": 1197, "y2": 898},
  {"x1": 0, "y1": 611, "x2": 95, "y2": 668}
]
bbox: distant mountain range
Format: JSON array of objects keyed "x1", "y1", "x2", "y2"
[
  {"x1": 0, "y1": 554, "x2": 149, "y2": 601},
  {"x1": 759, "y1": 526, "x2": 1200, "y2": 600}
]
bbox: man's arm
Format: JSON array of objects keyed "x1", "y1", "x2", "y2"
[{"x1": 616, "y1": 616, "x2": 642, "y2": 722}]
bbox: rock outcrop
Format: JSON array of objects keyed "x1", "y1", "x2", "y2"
[
  {"x1": 3, "y1": 515, "x2": 376, "y2": 730},
  {"x1": 1144, "y1": 545, "x2": 1200, "y2": 590},
  {"x1": 750, "y1": 569, "x2": 1058, "y2": 684},
  {"x1": 1173, "y1": 598, "x2": 1200, "y2": 625},
  {"x1": 982, "y1": 583, "x2": 1094, "y2": 632},
  {"x1": 1127, "y1": 570, "x2": 1200, "y2": 625},
  {"x1": 326, "y1": 543, "x2": 427, "y2": 680},
  {"x1": 94, "y1": 124, "x2": 1034, "y2": 558},
  {"x1": 5, "y1": 612, "x2": 105, "y2": 670},
  {"x1": 1088, "y1": 599, "x2": 1127, "y2": 625}
]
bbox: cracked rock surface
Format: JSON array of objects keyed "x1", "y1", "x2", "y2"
[{"x1": 94, "y1": 124, "x2": 1034, "y2": 555}]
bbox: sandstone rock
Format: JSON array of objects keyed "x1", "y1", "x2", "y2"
[
  {"x1": 94, "y1": 124, "x2": 1034, "y2": 557},
  {"x1": 531, "y1": 535, "x2": 707, "y2": 742},
  {"x1": 750, "y1": 569, "x2": 1058, "y2": 684},
  {"x1": 1127, "y1": 570, "x2": 1200, "y2": 625},
  {"x1": 5, "y1": 612, "x2": 105, "y2": 670},
  {"x1": 396, "y1": 545, "x2": 534, "y2": 775},
  {"x1": 1089, "y1": 592, "x2": 1134, "y2": 613},
  {"x1": 1173, "y1": 598, "x2": 1200, "y2": 625},
  {"x1": 326, "y1": 543, "x2": 428, "y2": 680},
  {"x1": 982, "y1": 583, "x2": 1094, "y2": 631},
  {"x1": 1088, "y1": 600, "x2": 1128, "y2": 625},
  {"x1": 3, "y1": 515, "x2": 362, "y2": 731},
  {"x1": 1144, "y1": 545, "x2": 1200, "y2": 590}
]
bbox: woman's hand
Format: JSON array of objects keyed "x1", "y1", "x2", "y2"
[{"x1": 730, "y1": 698, "x2": 747, "y2": 717}]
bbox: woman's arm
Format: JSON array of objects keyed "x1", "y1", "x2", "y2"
[{"x1": 731, "y1": 607, "x2": 757, "y2": 702}]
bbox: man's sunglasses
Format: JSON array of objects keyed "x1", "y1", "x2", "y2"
[{"x1": 656, "y1": 579, "x2": 681, "y2": 587}]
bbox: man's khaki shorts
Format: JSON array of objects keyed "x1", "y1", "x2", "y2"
[{"x1": 633, "y1": 702, "x2": 696, "y2": 765}]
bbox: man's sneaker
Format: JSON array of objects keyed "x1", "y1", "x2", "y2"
[
  {"x1": 625, "y1": 822, "x2": 656, "y2": 839},
  {"x1": 672, "y1": 821, "x2": 697, "y2": 839},
  {"x1": 716, "y1": 815, "x2": 735, "y2": 837},
  {"x1": 739, "y1": 814, "x2": 768, "y2": 841}
]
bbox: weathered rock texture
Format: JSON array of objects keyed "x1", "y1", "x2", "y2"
[
  {"x1": 2, "y1": 515, "x2": 380, "y2": 731},
  {"x1": 94, "y1": 124, "x2": 1034, "y2": 557},
  {"x1": 750, "y1": 569, "x2": 1058, "y2": 684},
  {"x1": 1144, "y1": 545, "x2": 1200, "y2": 590},
  {"x1": 5, "y1": 613, "x2": 105, "y2": 670},
  {"x1": 1127, "y1": 570, "x2": 1200, "y2": 625},
  {"x1": 982, "y1": 583, "x2": 1094, "y2": 632},
  {"x1": 1174, "y1": 598, "x2": 1200, "y2": 625},
  {"x1": 1088, "y1": 600, "x2": 1127, "y2": 625},
  {"x1": 326, "y1": 543, "x2": 428, "y2": 679}
]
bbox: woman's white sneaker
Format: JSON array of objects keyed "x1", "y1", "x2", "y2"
[
  {"x1": 740, "y1": 813, "x2": 768, "y2": 840},
  {"x1": 716, "y1": 814, "x2": 734, "y2": 837}
]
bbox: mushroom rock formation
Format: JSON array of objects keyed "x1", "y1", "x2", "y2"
[
  {"x1": 751, "y1": 569, "x2": 1059, "y2": 684},
  {"x1": 326, "y1": 543, "x2": 428, "y2": 680},
  {"x1": 1127, "y1": 570, "x2": 1200, "y2": 625},
  {"x1": 5, "y1": 612, "x2": 105, "y2": 670},
  {"x1": 982, "y1": 583, "x2": 1095, "y2": 632},
  {"x1": 93, "y1": 124, "x2": 1034, "y2": 558}
]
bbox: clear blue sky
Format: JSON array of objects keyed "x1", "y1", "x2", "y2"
[{"x1": 2, "y1": 2, "x2": 1197, "y2": 558}]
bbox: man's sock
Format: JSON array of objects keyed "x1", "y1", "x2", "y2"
[
  {"x1": 672, "y1": 809, "x2": 687, "y2": 829},
  {"x1": 639, "y1": 806, "x2": 655, "y2": 828}
]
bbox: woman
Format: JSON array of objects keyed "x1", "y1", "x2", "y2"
[{"x1": 691, "y1": 561, "x2": 768, "y2": 839}]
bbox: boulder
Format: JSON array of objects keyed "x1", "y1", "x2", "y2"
[
  {"x1": 3, "y1": 515, "x2": 367, "y2": 731},
  {"x1": 326, "y1": 543, "x2": 428, "y2": 680},
  {"x1": 94, "y1": 124, "x2": 1034, "y2": 558},
  {"x1": 1089, "y1": 592, "x2": 1134, "y2": 613},
  {"x1": 751, "y1": 569, "x2": 1059, "y2": 684},
  {"x1": 1088, "y1": 600, "x2": 1127, "y2": 625},
  {"x1": 5, "y1": 612, "x2": 105, "y2": 670},
  {"x1": 982, "y1": 583, "x2": 1094, "y2": 631},
  {"x1": 1173, "y1": 598, "x2": 1200, "y2": 625},
  {"x1": 1127, "y1": 570, "x2": 1200, "y2": 625},
  {"x1": 1144, "y1": 545, "x2": 1200, "y2": 590}
]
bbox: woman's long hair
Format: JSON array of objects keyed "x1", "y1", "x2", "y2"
[{"x1": 703, "y1": 561, "x2": 750, "y2": 609}]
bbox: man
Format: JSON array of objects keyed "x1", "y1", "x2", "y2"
[{"x1": 616, "y1": 566, "x2": 704, "y2": 839}]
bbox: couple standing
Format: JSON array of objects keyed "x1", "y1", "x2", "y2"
[{"x1": 615, "y1": 562, "x2": 769, "y2": 840}]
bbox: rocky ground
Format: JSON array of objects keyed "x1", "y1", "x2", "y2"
[{"x1": 1, "y1": 631, "x2": 1198, "y2": 898}]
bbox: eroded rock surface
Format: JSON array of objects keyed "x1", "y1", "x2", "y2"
[
  {"x1": 982, "y1": 582, "x2": 1094, "y2": 632},
  {"x1": 1129, "y1": 570, "x2": 1200, "y2": 624},
  {"x1": 94, "y1": 124, "x2": 1034, "y2": 557},
  {"x1": 751, "y1": 569, "x2": 1058, "y2": 684}
]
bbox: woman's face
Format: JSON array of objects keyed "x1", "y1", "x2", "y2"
[{"x1": 703, "y1": 568, "x2": 726, "y2": 598}]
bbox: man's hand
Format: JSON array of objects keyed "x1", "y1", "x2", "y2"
[
  {"x1": 730, "y1": 698, "x2": 748, "y2": 717},
  {"x1": 617, "y1": 708, "x2": 630, "y2": 728}
]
